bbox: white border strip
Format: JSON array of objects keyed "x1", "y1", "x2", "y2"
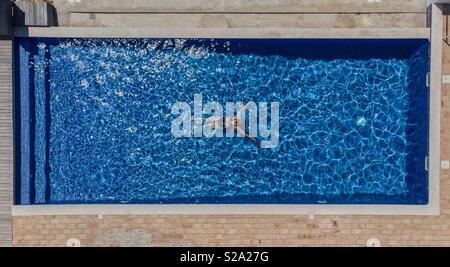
[
  {"x1": 11, "y1": 21, "x2": 441, "y2": 216},
  {"x1": 11, "y1": 204, "x2": 438, "y2": 216},
  {"x1": 426, "y1": 3, "x2": 443, "y2": 216},
  {"x1": 14, "y1": 27, "x2": 431, "y2": 39}
]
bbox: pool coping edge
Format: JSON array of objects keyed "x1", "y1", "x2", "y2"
[
  {"x1": 11, "y1": 203, "x2": 439, "y2": 216},
  {"x1": 10, "y1": 8, "x2": 442, "y2": 216},
  {"x1": 14, "y1": 27, "x2": 431, "y2": 39},
  {"x1": 425, "y1": 3, "x2": 442, "y2": 217}
]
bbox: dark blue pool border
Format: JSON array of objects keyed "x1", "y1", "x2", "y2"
[{"x1": 13, "y1": 37, "x2": 431, "y2": 205}]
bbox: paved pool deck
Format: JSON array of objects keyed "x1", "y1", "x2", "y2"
[
  {"x1": 2, "y1": 1, "x2": 450, "y2": 246},
  {"x1": 0, "y1": 39, "x2": 12, "y2": 247}
]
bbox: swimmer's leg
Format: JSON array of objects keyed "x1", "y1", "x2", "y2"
[
  {"x1": 250, "y1": 136, "x2": 262, "y2": 147},
  {"x1": 192, "y1": 117, "x2": 224, "y2": 129},
  {"x1": 237, "y1": 127, "x2": 261, "y2": 147},
  {"x1": 192, "y1": 116, "x2": 223, "y2": 121}
]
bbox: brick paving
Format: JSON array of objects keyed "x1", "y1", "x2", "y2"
[{"x1": 11, "y1": 10, "x2": 450, "y2": 248}]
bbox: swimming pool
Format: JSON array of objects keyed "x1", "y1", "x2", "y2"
[{"x1": 14, "y1": 38, "x2": 429, "y2": 205}]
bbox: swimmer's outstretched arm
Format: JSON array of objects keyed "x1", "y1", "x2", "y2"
[{"x1": 237, "y1": 101, "x2": 254, "y2": 118}]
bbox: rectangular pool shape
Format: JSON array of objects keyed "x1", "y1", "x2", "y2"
[{"x1": 15, "y1": 38, "x2": 430, "y2": 205}]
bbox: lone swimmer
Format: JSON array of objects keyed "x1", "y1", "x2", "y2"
[{"x1": 192, "y1": 101, "x2": 259, "y2": 144}]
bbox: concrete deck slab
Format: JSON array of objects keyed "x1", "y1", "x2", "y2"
[
  {"x1": 68, "y1": 13, "x2": 427, "y2": 28},
  {"x1": 14, "y1": 26, "x2": 431, "y2": 39},
  {"x1": 53, "y1": 0, "x2": 427, "y2": 13}
]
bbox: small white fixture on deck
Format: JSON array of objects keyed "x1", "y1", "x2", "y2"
[
  {"x1": 441, "y1": 160, "x2": 450, "y2": 169},
  {"x1": 67, "y1": 238, "x2": 81, "y2": 247},
  {"x1": 366, "y1": 238, "x2": 381, "y2": 247},
  {"x1": 442, "y1": 75, "x2": 450, "y2": 84}
]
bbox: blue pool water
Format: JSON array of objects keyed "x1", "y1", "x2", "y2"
[{"x1": 15, "y1": 38, "x2": 430, "y2": 204}]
